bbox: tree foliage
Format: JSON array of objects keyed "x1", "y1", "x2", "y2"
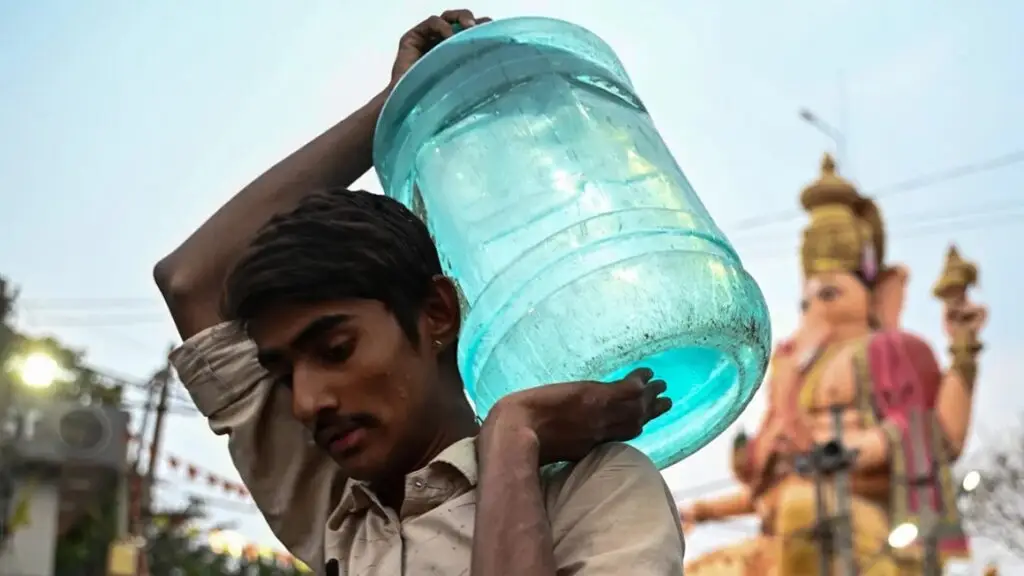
[
  {"x1": 961, "y1": 421, "x2": 1024, "y2": 560},
  {"x1": 2, "y1": 276, "x2": 304, "y2": 575}
]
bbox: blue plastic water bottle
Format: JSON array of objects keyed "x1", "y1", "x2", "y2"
[{"x1": 374, "y1": 17, "x2": 770, "y2": 468}]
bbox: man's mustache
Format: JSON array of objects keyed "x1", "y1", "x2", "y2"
[{"x1": 313, "y1": 410, "x2": 375, "y2": 445}]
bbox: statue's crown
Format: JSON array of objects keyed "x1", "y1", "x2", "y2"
[{"x1": 799, "y1": 154, "x2": 886, "y2": 282}]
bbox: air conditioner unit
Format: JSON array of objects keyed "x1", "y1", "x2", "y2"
[{"x1": 8, "y1": 400, "x2": 129, "y2": 471}]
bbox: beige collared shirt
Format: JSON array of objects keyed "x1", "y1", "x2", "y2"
[{"x1": 171, "y1": 322, "x2": 685, "y2": 575}]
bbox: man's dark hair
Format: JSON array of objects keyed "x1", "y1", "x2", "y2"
[{"x1": 223, "y1": 189, "x2": 442, "y2": 345}]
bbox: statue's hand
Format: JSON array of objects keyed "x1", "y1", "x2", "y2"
[{"x1": 943, "y1": 298, "x2": 987, "y2": 341}]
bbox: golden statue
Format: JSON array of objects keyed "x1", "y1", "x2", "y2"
[{"x1": 679, "y1": 155, "x2": 987, "y2": 575}]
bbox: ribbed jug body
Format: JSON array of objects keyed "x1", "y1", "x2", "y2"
[{"x1": 374, "y1": 17, "x2": 770, "y2": 468}]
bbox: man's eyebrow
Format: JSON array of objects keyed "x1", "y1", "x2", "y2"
[
  {"x1": 255, "y1": 314, "x2": 351, "y2": 369},
  {"x1": 291, "y1": 314, "x2": 352, "y2": 348}
]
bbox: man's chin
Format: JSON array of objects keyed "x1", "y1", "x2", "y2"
[{"x1": 326, "y1": 449, "x2": 387, "y2": 483}]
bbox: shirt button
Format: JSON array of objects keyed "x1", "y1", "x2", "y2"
[{"x1": 413, "y1": 479, "x2": 425, "y2": 489}]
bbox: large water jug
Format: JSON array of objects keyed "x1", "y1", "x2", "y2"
[{"x1": 374, "y1": 17, "x2": 770, "y2": 468}]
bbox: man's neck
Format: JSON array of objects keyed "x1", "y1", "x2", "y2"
[
  {"x1": 373, "y1": 386, "x2": 480, "y2": 509},
  {"x1": 415, "y1": 399, "x2": 480, "y2": 468}
]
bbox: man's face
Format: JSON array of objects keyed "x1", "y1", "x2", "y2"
[{"x1": 248, "y1": 298, "x2": 446, "y2": 483}]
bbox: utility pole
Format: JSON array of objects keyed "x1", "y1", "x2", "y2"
[
  {"x1": 114, "y1": 350, "x2": 174, "y2": 576},
  {"x1": 127, "y1": 365, "x2": 160, "y2": 536},
  {"x1": 141, "y1": 359, "x2": 172, "y2": 518},
  {"x1": 794, "y1": 403, "x2": 859, "y2": 576}
]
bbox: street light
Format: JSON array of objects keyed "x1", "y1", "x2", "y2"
[
  {"x1": 887, "y1": 521, "x2": 919, "y2": 549},
  {"x1": 888, "y1": 469, "x2": 983, "y2": 551},
  {"x1": 799, "y1": 108, "x2": 847, "y2": 170},
  {"x1": 885, "y1": 470, "x2": 982, "y2": 576},
  {"x1": 961, "y1": 469, "x2": 982, "y2": 493},
  {"x1": 16, "y1": 352, "x2": 61, "y2": 389}
]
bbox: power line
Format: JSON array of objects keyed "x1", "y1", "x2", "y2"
[
  {"x1": 727, "y1": 149, "x2": 1024, "y2": 232},
  {"x1": 122, "y1": 401, "x2": 199, "y2": 417},
  {"x1": 23, "y1": 313, "x2": 169, "y2": 327},
  {"x1": 734, "y1": 198, "x2": 1024, "y2": 247},
  {"x1": 11, "y1": 149, "x2": 1022, "y2": 319},
  {"x1": 18, "y1": 297, "x2": 161, "y2": 310},
  {"x1": 740, "y1": 205, "x2": 1024, "y2": 261},
  {"x1": 871, "y1": 150, "x2": 1024, "y2": 199},
  {"x1": 84, "y1": 362, "x2": 195, "y2": 406},
  {"x1": 19, "y1": 204, "x2": 1024, "y2": 331}
]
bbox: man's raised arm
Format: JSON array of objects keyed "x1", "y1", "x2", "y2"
[
  {"x1": 156, "y1": 90, "x2": 388, "y2": 564},
  {"x1": 153, "y1": 7, "x2": 485, "y2": 340},
  {"x1": 170, "y1": 323, "x2": 345, "y2": 567},
  {"x1": 154, "y1": 90, "x2": 387, "y2": 340}
]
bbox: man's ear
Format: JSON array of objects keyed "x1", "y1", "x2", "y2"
[
  {"x1": 873, "y1": 265, "x2": 909, "y2": 331},
  {"x1": 422, "y1": 275, "x2": 462, "y2": 350}
]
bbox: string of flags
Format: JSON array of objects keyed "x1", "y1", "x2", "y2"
[
  {"x1": 125, "y1": 432, "x2": 312, "y2": 572},
  {"x1": 126, "y1": 432, "x2": 251, "y2": 500},
  {"x1": 164, "y1": 453, "x2": 250, "y2": 498}
]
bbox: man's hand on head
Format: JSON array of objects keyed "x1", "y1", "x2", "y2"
[{"x1": 390, "y1": 9, "x2": 492, "y2": 88}]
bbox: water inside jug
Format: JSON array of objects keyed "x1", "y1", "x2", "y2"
[{"x1": 374, "y1": 17, "x2": 771, "y2": 468}]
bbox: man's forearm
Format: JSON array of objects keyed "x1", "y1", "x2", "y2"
[
  {"x1": 472, "y1": 425, "x2": 557, "y2": 576},
  {"x1": 155, "y1": 88, "x2": 390, "y2": 339}
]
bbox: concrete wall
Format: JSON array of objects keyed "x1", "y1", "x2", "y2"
[{"x1": 0, "y1": 477, "x2": 58, "y2": 576}]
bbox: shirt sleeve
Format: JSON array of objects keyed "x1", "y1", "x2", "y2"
[
  {"x1": 545, "y1": 443, "x2": 685, "y2": 575},
  {"x1": 169, "y1": 321, "x2": 347, "y2": 568}
]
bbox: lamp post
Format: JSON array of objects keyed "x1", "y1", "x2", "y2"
[
  {"x1": 799, "y1": 108, "x2": 847, "y2": 171},
  {"x1": 887, "y1": 471, "x2": 981, "y2": 576}
]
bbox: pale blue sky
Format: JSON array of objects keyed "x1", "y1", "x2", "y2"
[{"x1": 2, "y1": 0, "x2": 1022, "y2": 571}]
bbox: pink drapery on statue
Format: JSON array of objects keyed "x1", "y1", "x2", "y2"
[{"x1": 854, "y1": 330, "x2": 969, "y2": 557}]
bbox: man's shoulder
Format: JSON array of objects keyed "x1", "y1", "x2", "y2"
[
  {"x1": 542, "y1": 443, "x2": 686, "y2": 569},
  {"x1": 543, "y1": 442, "x2": 668, "y2": 504}
]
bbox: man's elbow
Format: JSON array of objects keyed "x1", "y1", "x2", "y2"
[
  {"x1": 154, "y1": 255, "x2": 213, "y2": 339},
  {"x1": 153, "y1": 255, "x2": 193, "y2": 307}
]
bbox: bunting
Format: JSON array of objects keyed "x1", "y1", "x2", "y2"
[
  {"x1": 126, "y1": 433, "x2": 251, "y2": 499},
  {"x1": 125, "y1": 432, "x2": 311, "y2": 572}
]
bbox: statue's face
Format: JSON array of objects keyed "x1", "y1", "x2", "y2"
[{"x1": 801, "y1": 271, "x2": 870, "y2": 328}]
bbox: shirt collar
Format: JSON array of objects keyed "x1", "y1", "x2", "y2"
[{"x1": 333, "y1": 436, "x2": 478, "y2": 518}]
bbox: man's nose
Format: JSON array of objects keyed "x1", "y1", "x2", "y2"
[{"x1": 290, "y1": 365, "x2": 340, "y2": 423}]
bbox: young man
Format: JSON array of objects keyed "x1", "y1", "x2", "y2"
[{"x1": 156, "y1": 10, "x2": 685, "y2": 575}]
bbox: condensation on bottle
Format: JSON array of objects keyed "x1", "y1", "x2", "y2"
[{"x1": 373, "y1": 17, "x2": 771, "y2": 468}]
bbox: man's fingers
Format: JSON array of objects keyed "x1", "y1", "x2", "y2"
[
  {"x1": 440, "y1": 9, "x2": 480, "y2": 30},
  {"x1": 640, "y1": 380, "x2": 670, "y2": 423},
  {"x1": 643, "y1": 378, "x2": 667, "y2": 398},
  {"x1": 651, "y1": 397, "x2": 673, "y2": 419},
  {"x1": 409, "y1": 15, "x2": 455, "y2": 42},
  {"x1": 620, "y1": 367, "x2": 654, "y2": 388}
]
